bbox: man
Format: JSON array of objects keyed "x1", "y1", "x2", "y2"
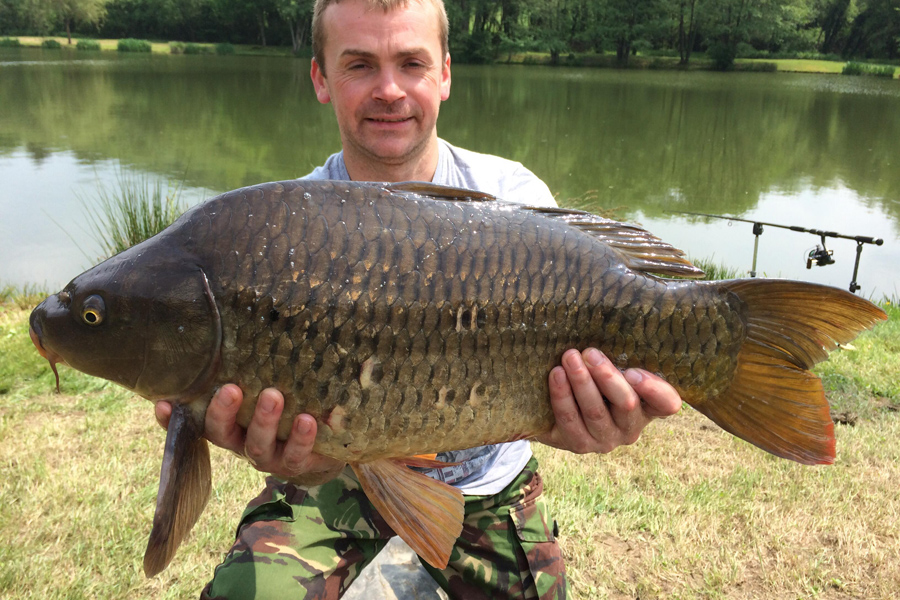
[{"x1": 157, "y1": 0, "x2": 682, "y2": 597}]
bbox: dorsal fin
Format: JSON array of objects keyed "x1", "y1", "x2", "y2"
[
  {"x1": 526, "y1": 207, "x2": 706, "y2": 278},
  {"x1": 386, "y1": 183, "x2": 703, "y2": 278},
  {"x1": 386, "y1": 181, "x2": 498, "y2": 202}
]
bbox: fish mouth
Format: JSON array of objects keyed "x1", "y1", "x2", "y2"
[{"x1": 29, "y1": 313, "x2": 66, "y2": 393}]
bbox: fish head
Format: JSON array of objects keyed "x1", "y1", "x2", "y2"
[{"x1": 29, "y1": 242, "x2": 221, "y2": 401}]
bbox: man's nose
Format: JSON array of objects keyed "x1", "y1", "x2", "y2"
[{"x1": 372, "y1": 69, "x2": 406, "y2": 103}]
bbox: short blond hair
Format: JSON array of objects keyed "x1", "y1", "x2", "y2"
[{"x1": 312, "y1": 0, "x2": 449, "y2": 75}]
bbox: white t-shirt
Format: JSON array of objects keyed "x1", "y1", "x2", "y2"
[{"x1": 303, "y1": 138, "x2": 557, "y2": 495}]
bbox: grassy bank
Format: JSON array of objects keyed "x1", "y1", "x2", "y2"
[
  {"x1": 4, "y1": 36, "x2": 898, "y2": 77},
  {"x1": 1, "y1": 293, "x2": 896, "y2": 598},
  {"x1": 3, "y1": 36, "x2": 296, "y2": 57}
]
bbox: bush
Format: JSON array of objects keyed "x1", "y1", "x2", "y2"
[
  {"x1": 41, "y1": 39, "x2": 61, "y2": 49},
  {"x1": 215, "y1": 43, "x2": 235, "y2": 55},
  {"x1": 76, "y1": 39, "x2": 101, "y2": 51},
  {"x1": 169, "y1": 41, "x2": 186, "y2": 54},
  {"x1": 118, "y1": 38, "x2": 151, "y2": 53},
  {"x1": 707, "y1": 41, "x2": 736, "y2": 71},
  {"x1": 184, "y1": 43, "x2": 211, "y2": 54},
  {"x1": 0, "y1": 38, "x2": 22, "y2": 47}
]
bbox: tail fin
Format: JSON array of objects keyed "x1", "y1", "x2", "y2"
[
  {"x1": 693, "y1": 279, "x2": 886, "y2": 465},
  {"x1": 144, "y1": 401, "x2": 211, "y2": 577}
]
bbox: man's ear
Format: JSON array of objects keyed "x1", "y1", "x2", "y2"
[
  {"x1": 440, "y1": 53, "x2": 451, "y2": 101},
  {"x1": 310, "y1": 58, "x2": 331, "y2": 104}
]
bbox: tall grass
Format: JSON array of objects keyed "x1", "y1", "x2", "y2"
[
  {"x1": 40, "y1": 38, "x2": 61, "y2": 49},
  {"x1": 689, "y1": 256, "x2": 742, "y2": 280},
  {"x1": 0, "y1": 283, "x2": 48, "y2": 310},
  {"x1": 117, "y1": 38, "x2": 152, "y2": 53},
  {"x1": 0, "y1": 37, "x2": 21, "y2": 47},
  {"x1": 83, "y1": 174, "x2": 186, "y2": 259}
]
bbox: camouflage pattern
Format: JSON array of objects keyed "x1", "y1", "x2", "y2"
[{"x1": 201, "y1": 458, "x2": 566, "y2": 599}]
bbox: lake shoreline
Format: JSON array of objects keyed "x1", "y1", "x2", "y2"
[{"x1": 4, "y1": 35, "x2": 898, "y2": 78}]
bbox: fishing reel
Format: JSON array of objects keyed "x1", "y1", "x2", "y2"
[{"x1": 806, "y1": 235, "x2": 835, "y2": 269}]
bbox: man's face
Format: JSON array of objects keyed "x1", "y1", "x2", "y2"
[{"x1": 311, "y1": 0, "x2": 451, "y2": 170}]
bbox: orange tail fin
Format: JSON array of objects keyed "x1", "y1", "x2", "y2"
[{"x1": 693, "y1": 279, "x2": 886, "y2": 465}]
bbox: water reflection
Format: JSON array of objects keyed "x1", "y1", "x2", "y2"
[{"x1": 0, "y1": 50, "x2": 896, "y2": 296}]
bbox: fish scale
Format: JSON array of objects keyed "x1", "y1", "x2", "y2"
[{"x1": 29, "y1": 179, "x2": 886, "y2": 576}]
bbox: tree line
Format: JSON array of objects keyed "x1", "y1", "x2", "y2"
[{"x1": 1, "y1": 0, "x2": 898, "y2": 64}]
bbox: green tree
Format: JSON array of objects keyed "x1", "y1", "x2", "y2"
[
  {"x1": 603, "y1": 0, "x2": 665, "y2": 64},
  {"x1": 52, "y1": 0, "x2": 106, "y2": 43},
  {"x1": 274, "y1": 0, "x2": 312, "y2": 54},
  {"x1": 844, "y1": 0, "x2": 900, "y2": 58},
  {"x1": 675, "y1": 0, "x2": 703, "y2": 64}
]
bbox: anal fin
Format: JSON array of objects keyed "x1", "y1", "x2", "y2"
[
  {"x1": 352, "y1": 458, "x2": 464, "y2": 569},
  {"x1": 143, "y1": 401, "x2": 211, "y2": 577}
]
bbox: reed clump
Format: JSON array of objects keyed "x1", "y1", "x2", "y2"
[
  {"x1": 83, "y1": 174, "x2": 186, "y2": 259},
  {"x1": 843, "y1": 61, "x2": 896, "y2": 77},
  {"x1": 117, "y1": 38, "x2": 151, "y2": 53},
  {"x1": 41, "y1": 39, "x2": 61, "y2": 49},
  {"x1": 0, "y1": 37, "x2": 21, "y2": 47},
  {"x1": 76, "y1": 39, "x2": 100, "y2": 51}
]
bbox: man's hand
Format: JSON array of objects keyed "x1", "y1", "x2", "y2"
[
  {"x1": 154, "y1": 385, "x2": 345, "y2": 485},
  {"x1": 535, "y1": 348, "x2": 681, "y2": 454}
]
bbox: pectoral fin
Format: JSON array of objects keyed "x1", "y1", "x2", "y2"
[
  {"x1": 351, "y1": 458, "x2": 464, "y2": 569},
  {"x1": 143, "y1": 401, "x2": 211, "y2": 577}
]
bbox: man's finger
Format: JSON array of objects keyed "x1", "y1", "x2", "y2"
[
  {"x1": 581, "y1": 348, "x2": 643, "y2": 440},
  {"x1": 624, "y1": 369, "x2": 682, "y2": 418},
  {"x1": 154, "y1": 401, "x2": 172, "y2": 430},
  {"x1": 204, "y1": 384, "x2": 245, "y2": 452},
  {"x1": 244, "y1": 388, "x2": 283, "y2": 466},
  {"x1": 547, "y1": 351, "x2": 612, "y2": 453},
  {"x1": 281, "y1": 414, "x2": 318, "y2": 474}
]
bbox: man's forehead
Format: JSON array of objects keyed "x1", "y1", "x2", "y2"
[{"x1": 321, "y1": 0, "x2": 442, "y2": 55}]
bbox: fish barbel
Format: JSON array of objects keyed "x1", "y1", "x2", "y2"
[{"x1": 29, "y1": 180, "x2": 886, "y2": 576}]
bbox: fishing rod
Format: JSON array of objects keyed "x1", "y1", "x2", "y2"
[{"x1": 667, "y1": 210, "x2": 884, "y2": 294}]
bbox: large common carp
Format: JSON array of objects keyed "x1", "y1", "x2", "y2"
[{"x1": 29, "y1": 180, "x2": 886, "y2": 576}]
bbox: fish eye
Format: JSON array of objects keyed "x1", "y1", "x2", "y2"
[{"x1": 81, "y1": 294, "x2": 106, "y2": 326}]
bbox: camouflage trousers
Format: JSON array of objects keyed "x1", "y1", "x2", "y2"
[{"x1": 201, "y1": 457, "x2": 567, "y2": 599}]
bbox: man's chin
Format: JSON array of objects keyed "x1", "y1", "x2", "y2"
[{"x1": 357, "y1": 139, "x2": 424, "y2": 165}]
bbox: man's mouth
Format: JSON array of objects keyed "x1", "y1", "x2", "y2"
[{"x1": 366, "y1": 116, "x2": 413, "y2": 123}]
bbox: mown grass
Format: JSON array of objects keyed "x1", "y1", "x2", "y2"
[{"x1": 1, "y1": 291, "x2": 895, "y2": 598}]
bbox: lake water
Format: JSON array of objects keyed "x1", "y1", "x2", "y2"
[{"x1": 2, "y1": 48, "x2": 898, "y2": 297}]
